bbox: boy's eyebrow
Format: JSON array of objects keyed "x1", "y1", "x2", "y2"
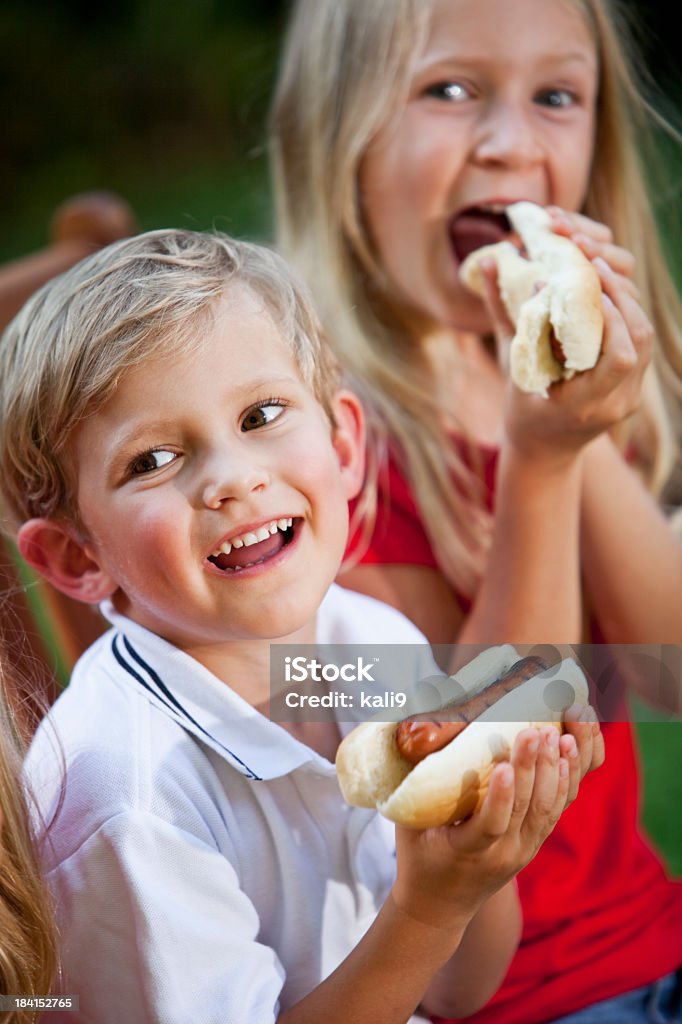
[{"x1": 106, "y1": 374, "x2": 304, "y2": 465}]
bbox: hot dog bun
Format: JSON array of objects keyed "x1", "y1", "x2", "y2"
[
  {"x1": 335, "y1": 646, "x2": 589, "y2": 829},
  {"x1": 459, "y1": 202, "x2": 603, "y2": 396}
]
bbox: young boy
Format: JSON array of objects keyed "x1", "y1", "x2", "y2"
[{"x1": 0, "y1": 230, "x2": 600, "y2": 1024}]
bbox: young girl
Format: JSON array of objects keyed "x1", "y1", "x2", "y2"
[
  {"x1": 0, "y1": 634, "x2": 58, "y2": 1023},
  {"x1": 270, "y1": 1, "x2": 682, "y2": 1022}
]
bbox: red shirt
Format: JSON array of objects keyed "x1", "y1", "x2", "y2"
[{"x1": 346, "y1": 449, "x2": 682, "y2": 1024}]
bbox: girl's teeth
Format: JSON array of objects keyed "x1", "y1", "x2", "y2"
[
  {"x1": 242, "y1": 532, "x2": 259, "y2": 547},
  {"x1": 232, "y1": 537, "x2": 244, "y2": 548},
  {"x1": 277, "y1": 518, "x2": 290, "y2": 531},
  {"x1": 220, "y1": 541, "x2": 232, "y2": 555},
  {"x1": 255, "y1": 526, "x2": 271, "y2": 542},
  {"x1": 269, "y1": 523, "x2": 278, "y2": 535}
]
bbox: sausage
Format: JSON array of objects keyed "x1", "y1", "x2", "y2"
[{"x1": 395, "y1": 656, "x2": 549, "y2": 765}]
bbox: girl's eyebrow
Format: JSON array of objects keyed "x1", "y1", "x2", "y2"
[{"x1": 415, "y1": 51, "x2": 596, "y2": 73}]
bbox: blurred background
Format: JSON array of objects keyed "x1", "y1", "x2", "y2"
[
  {"x1": 1, "y1": 0, "x2": 681, "y2": 871},
  {"x1": 2, "y1": 0, "x2": 681, "y2": 262}
]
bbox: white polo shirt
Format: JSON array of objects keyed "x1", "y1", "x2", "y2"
[{"x1": 27, "y1": 584, "x2": 438, "y2": 1024}]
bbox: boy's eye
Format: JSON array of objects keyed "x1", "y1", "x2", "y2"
[
  {"x1": 241, "y1": 400, "x2": 287, "y2": 432},
  {"x1": 535, "y1": 88, "x2": 576, "y2": 109},
  {"x1": 425, "y1": 81, "x2": 470, "y2": 102},
  {"x1": 129, "y1": 449, "x2": 177, "y2": 475}
]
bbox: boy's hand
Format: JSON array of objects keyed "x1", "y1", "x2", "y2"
[{"x1": 392, "y1": 721, "x2": 602, "y2": 931}]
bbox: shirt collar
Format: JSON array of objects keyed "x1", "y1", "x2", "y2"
[{"x1": 100, "y1": 601, "x2": 336, "y2": 782}]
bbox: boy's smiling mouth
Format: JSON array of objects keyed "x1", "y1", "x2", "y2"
[{"x1": 207, "y1": 518, "x2": 297, "y2": 573}]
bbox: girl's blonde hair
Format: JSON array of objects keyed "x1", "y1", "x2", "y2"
[
  {"x1": 270, "y1": 0, "x2": 682, "y2": 597},
  {"x1": 0, "y1": 638, "x2": 58, "y2": 1021},
  {"x1": 0, "y1": 229, "x2": 340, "y2": 535}
]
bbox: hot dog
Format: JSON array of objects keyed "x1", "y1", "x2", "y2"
[
  {"x1": 396, "y1": 655, "x2": 549, "y2": 765},
  {"x1": 335, "y1": 646, "x2": 589, "y2": 829},
  {"x1": 459, "y1": 202, "x2": 603, "y2": 396}
]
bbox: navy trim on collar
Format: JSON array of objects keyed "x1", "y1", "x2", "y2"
[{"x1": 112, "y1": 634, "x2": 262, "y2": 780}]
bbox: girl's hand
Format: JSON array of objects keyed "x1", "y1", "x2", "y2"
[
  {"x1": 478, "y1": 253, "x2": 653, "y2": 464},
  {"x1": 547, "y1": 208, "x2": 638, "y2": 297},
  {"x1": 392, "y1": 722, "x2": 600, "y2": 930}
]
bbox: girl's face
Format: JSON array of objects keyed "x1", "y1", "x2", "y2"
[{"x1": 359, "y1": 0, "x2": 599, "y2": 335}]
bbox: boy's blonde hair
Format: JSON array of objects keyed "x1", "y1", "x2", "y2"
[
  {"x1": 0, "y1": 640, "x2": 58, "y2": 1021},
  {"x1": 270, "y1": 0, "x2": 682, "y2": 597},
  {"x1": 0, "y1": 229, "x2": 340, "y2": 534}
]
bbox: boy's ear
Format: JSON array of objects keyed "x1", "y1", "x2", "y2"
[
  {"x1": 330, "y1": 389, "x2": 366, "y2": 501},
  {"x1": 17, "y1": 519, "x2": 117, "y2": 605}
]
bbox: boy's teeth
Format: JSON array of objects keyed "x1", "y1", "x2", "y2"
[{"x1": 210, "y1": 518, "x2": 294, "y2": 558}]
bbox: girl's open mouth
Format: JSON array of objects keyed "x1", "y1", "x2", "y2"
[
  {"x1": 208, "y1": 518, "x2": 299, "y2": 574},
  {"x1": 449, "y1": 206, "x2": 515, "y2": 264}
]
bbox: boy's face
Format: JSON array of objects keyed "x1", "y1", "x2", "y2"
[{"x1": 67, "y1": 285, "x2": 362, "y2": 652}]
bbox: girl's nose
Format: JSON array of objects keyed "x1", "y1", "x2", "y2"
[
  {"x1": 201, "y1": 454, "x2": 270, "y2": 509},
  {"x1": 472, "y1": 101, "x2": 543, "y2": 170}
]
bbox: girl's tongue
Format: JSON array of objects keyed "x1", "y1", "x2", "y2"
[
  {"x1": 449, "y1": 209, "x2": 511, "y2": 263},
  {"x1": 211, "y1": 530, "x2": 286, "y2": 572}
]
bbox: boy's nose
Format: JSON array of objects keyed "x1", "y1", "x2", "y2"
[
  {"x1": 201, "y1": 455, "x2": 270, "y2": 509},
  {"x1": 472, "y1": 101, "x2": 543, "y2": 170}
]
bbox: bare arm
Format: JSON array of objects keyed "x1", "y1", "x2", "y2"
[
  {"x1": 277, "y1": 889, "x2": 471, "y2": 1024},
  {"x1": 580, "y1": 435, "x2": 682, "y2": 713},
  {"x1": 457, "y1": 443, "x2": 584, "y2": 647},
  {"x1": 339, "y1": 563, "x2": 465, "y2": 648},
  {"x1": 421, "y1": 883, "x2": 522, "y2": 1018}
]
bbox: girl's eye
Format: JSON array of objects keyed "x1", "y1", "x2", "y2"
[
  {"x1": 129, "y1": 449, "x2": 177, "y2": 475},
  {"x1": 425, "y1": 81, "x2": 470, "y2": 102},
  {"x1": 241, "y1": 401, "x2": 287, "y2": 432},
  {"x1": 535, "y1": 88, "x2": 576, "y2": 109}
]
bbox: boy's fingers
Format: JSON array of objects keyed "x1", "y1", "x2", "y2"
[
  {"x1": 521, "y1": 727, "x2": 562, "y2": 833},
  {"x1": 475, "y1": 762, "x2": 515, "y2": 839},
  {"x1": 507, "y1": 729, "x2": 541, "y2": 823},
  {"x1": 550, "y1": 758, "x2": 571, "y2": 818},
  {"x1": 564, "y1": 706, "x2": 604, "y2": 778},
  {"x1": 559, "y1": 733, "x2": 581, "y2": 804}
]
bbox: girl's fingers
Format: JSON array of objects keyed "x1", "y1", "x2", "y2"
[
  {"x1": 547, "y1": 207, "x2": 637, "y2": 287},
  {"x1": 574, "y1": 236, "x2": 637, "y2": 284},
  {"x1": 594, "y1": 258, "x2": 653, "y2": 361},
  {"x1": 547, "y1": 207, "x2": 613, "y2": 243},
  {"x1": 479, "y1": 258, "x2": 515, "y2": 373}
]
